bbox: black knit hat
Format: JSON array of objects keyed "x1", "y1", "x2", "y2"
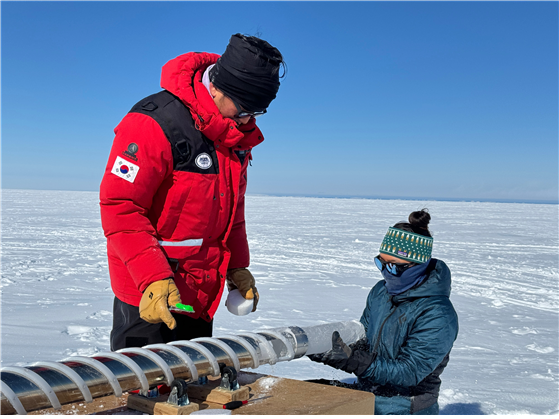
[{"x1": 210, "y1": 34, "x2": 282, "y2": 113}]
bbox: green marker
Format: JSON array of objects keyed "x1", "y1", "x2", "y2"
[{"x1": 170, "y1": 303, "x2": 195, "y2": 313}]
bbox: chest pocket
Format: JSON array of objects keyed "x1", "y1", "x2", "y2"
[{"x1": 155, "y1": 174, "x2": 194, "y2": 238}]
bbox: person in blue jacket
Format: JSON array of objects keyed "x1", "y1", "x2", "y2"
[{"x1": 309, "y1": 209, "x2": 459, "y2": 415}]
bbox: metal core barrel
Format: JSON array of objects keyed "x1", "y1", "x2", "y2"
[{"x1": 1, "y1": 321, "x2": 365, "y2": 415}]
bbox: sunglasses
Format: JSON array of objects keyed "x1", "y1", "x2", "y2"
[
  {"x1": 231, "y1": 98, "x2": 267, "y2": 119},
  {"x1": 374, "y1": 255, "x2": 415, "y2": 275}
]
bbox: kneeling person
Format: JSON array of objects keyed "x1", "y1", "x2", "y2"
[{"x1": 309, "y1": 210, "x2": 459, "y2": 415}]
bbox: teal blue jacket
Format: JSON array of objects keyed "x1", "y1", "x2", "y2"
[{"x1": 358, "y1": 259, "x2": 458, "y2": 405}]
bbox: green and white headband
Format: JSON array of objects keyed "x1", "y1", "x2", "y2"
[{"x1": 379, "y1": 227, "x2": 433, "y2": 263}]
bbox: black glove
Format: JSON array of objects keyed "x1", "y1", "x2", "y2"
[
  {"x1": 349, "y1": 337, "x2": 370, "y2": 353},
  {"x1": 308, "y1": 331, "x2": 375, "y2": 376}
]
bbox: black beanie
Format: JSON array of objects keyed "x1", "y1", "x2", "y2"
[{"x1": 210, "y1": 34, "x2": 282, "y2": 112}]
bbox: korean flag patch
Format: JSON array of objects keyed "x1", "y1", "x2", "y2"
[{"x1": 111, "y1": 156, "x2": 140, "y2": 183}]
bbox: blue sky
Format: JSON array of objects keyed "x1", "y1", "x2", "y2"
[{"x1": 2, "y1": 1, "x2": 557, "y2": 202}]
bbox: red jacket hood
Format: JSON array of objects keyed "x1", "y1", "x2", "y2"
[{"x1": 160, "y1": 52, "x2": 263, "y2": 149}]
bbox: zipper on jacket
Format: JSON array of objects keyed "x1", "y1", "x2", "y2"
[{"x1": 371, "y1": 296, "x2": 397, "y2": 359}]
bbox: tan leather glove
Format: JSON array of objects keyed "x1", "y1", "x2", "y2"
[
  {"x1": 139, "y1": 278, "x2": 182, "y2": 329},
  {"x1": 226, "y1": 268, "x2": 259, "y2": 312}
]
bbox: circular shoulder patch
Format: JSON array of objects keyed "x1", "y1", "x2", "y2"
[
  {"x1": 195, "y1": 153, "x2": 213, "y2": 169},
  {"x1": 127, "y1": 143, "x2": 138, "y2": 154}
]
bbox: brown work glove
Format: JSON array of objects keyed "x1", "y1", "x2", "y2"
[
  {"x1": 139, "y1": 278, "x2": 182, "y2": 329},
  {"x1": 226, "y1": 268, "x2": 259, "y2": 312}
]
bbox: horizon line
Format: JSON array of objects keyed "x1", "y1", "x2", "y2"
[{"x1": 2, "y1": 187, "x2": 557, "y2": 205}]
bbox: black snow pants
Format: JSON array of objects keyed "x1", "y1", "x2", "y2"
[{"x1": 110, "y1": 297, "x2": 213, "y2": 351}]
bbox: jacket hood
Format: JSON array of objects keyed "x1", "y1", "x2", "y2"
[
  {"x1": 160, "y1": 52, "x2": 264, "y2": 149},
  {"x1": 393, "y1": 259, "x2": 452, "y2": 303}
]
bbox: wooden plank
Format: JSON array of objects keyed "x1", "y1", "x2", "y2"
[
  {"x1": 224, "y1": 372, "x2": 375, "y2": 415},
  {"x1": 29, "y1": 394, "x2": 129, "y2": 415}
]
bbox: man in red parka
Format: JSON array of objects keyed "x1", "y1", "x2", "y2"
[{"x1": 100, "y1": 34, "x2": 285, "y2": 350}]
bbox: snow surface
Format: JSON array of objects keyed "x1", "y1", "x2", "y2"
[{"x1": 1, "y1": 189, "x2": 558, "y2": 415}]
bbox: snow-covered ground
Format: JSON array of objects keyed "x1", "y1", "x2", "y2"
[{"x1": 1, "y1": 189, "x2": 558, "y2": 415}]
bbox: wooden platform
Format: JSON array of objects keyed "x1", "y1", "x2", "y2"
[
  {"x1": 226, "y1": 372, "x2": 375, "y2": 415},
  {"x1": 28, "y1": 393, "x2": 129, "y2": 415},
  {"x1": 29, "y1": 371, "x2": 375, "y2": 415}
]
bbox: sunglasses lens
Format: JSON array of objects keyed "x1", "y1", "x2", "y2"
[
  {"x1": 375, "y1": 254, "x2": 415, "y2": 276},
  {"x1": 386, "y1": 264, "x2": 398, "y2": 275},
  {"x1": 237, "y1": 111, "x2": 265, "y2": 118}
]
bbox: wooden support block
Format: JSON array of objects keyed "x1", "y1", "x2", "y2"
[
  {"x1": 154, "y1": 401, "x2": 199, "y2": 415},
  {"x1": 187, "y1": 379, "x2": 250, "y2": 404},
  {"x1": 127, "y1": 393, "x2": 199, "y2": 415}
]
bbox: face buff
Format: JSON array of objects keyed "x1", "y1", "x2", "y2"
[{"x1": 381, "y1": 260, "x2": 431, "y2": 295}]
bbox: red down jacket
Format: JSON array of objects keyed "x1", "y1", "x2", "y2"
[{"x1": 100, "y1": 52, "x2": 264, "y2": 321}]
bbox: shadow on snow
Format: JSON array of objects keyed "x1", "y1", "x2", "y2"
[{"x1": 440, "y1": 402, "x2": 485, "y2": 415}]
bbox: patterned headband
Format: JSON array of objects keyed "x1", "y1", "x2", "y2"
[{"x1": 379, "y1": 227, "x2": 433, "y2": 263}]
